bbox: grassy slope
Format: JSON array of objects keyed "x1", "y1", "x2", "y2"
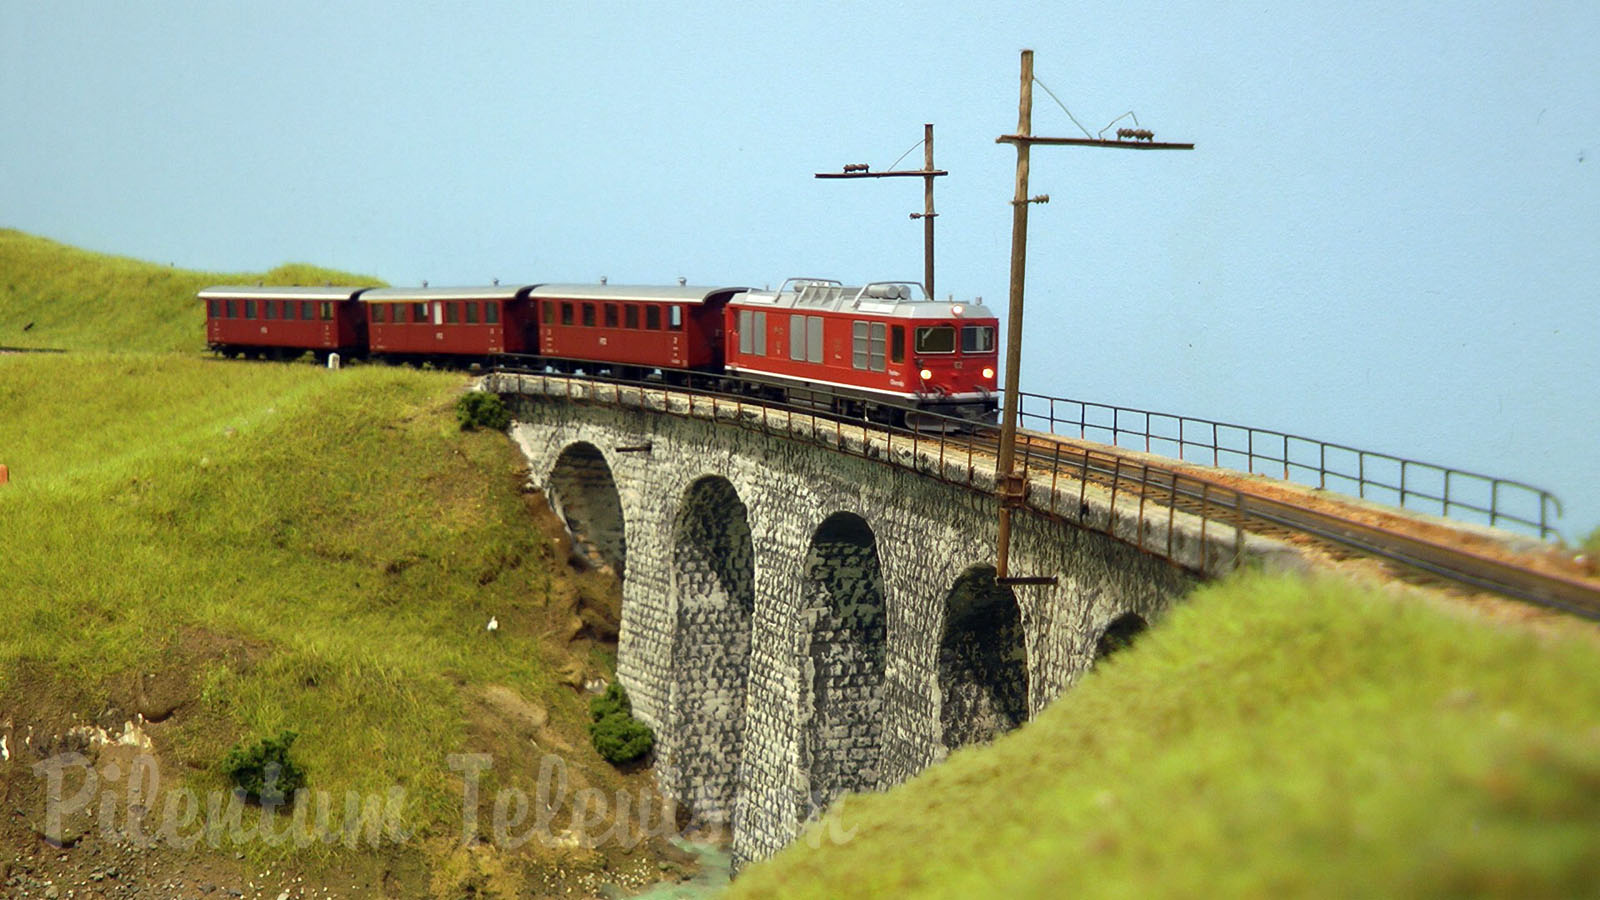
[
  {"x1": 0, "y1": 354, "x2": 642, "y2": 883},
  {"x1": 730, "y1": 574, "x2": 1600, "y2": 899},
  {"x1": 0, "y1": 229, "x2": 381, "y2": 353}
]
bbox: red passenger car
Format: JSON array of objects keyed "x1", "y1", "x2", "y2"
[
  {"x1": 200, "y1": 285, "x2": 369, "y2": 359},
  {"x1": 529, "y1": 283, "x2": 744, "y2": 374},
  {"x1": 361, "y1": 285, "x2": 537, "y2": 360},
  {"x1": 724, "y1": 279, "x2": 1000, "y2": 424}
]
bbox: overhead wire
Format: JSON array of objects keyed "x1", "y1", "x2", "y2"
[
  {"x1": 884, "y1": 137, "x2": 926, "y2": 173},
  {"x1": 1032, "y1": 78, "x2": 1094, "y2": 139}
]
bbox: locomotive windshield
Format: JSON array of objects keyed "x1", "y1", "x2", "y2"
[
  {"x1": 961, "y1": 325, "x2": 996, "y2": 353},
  {"x1": 914, "y1": 325, "x2": 956, "y2": 354}
]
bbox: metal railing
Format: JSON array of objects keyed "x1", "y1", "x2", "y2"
[{"x1": 1017, "y1": 392, "x2": 1562, "y2": 539}]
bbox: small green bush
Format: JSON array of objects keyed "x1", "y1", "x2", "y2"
[
  {"x1": 589, "y1": 681, "x2": 631, "y2": 722},
  {"x1": 588, "y1": 682, "x2": 653, "y2": 764},
  {"x1": 591, "y1": 714, "x2": 655, "y2": 763},
  {"x1": 456, "y1": 391, "x2": 510, "y2": 431},
  {"x1": 222, "y1": 730, "x2": 307, "y2": 804}
]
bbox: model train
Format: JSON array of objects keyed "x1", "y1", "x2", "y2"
[{"x1": 199, "y1": 277, "x2": 1001, "y2": 425}]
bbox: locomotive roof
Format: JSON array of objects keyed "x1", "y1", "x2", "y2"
[
  {"x1": 527, "y1": 284, "x2": 746, "y2": 304},
  {"x1": 362, "y1": 285, "x2": 530, "y2": 302},
  {"x1": 730, "y1": 279, "x2": 998, "y2": 320},
  {"x1": 198, "y1": 285, "x2": 369, "y2": 301}
]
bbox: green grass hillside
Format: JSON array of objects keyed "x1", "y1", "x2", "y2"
[
  {"x1": 730, "y1": 574, "x2": 1600, "y2": 899},
  {"x1": 0, "y1": 354, "x2": 664, "y2": 892},
  {"x1": 0, "y1": 229, "x2": 381, "y2": 353}
]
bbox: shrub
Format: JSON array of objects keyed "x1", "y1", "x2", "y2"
[
  {"x1": 222, "y1": 730, "x2": 307, "y2": 804},
  {"x1": 591, "y1": 714, "x2": 655, "y2": 764},
  {"x1": 588, "y1": 682, "x2": 654, "y2": 764},
  {"x1": 589, "y1": 681, "x2": 631, "y2": 722},
  {"x1": 456, "y1": 391, "x2": 510, "y2": 431}
]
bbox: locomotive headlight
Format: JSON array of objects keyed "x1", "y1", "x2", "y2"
[
  {"x1": 919, "y1": 368, "x2": 933, "y2": 381},
  {"x1": 982, "y1": 366, "x2": 995, "y2": 379},
  {"x1": 951, "y1": 304, "x2": 964, "y2": 316}
]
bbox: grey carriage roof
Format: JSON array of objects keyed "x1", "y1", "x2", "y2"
[
  {"x1": 527, "y1": 284, "x2": 747, "y2": 304},
  {"x1": 729, "y1": 278, "x2": 999, "y2": 319},
  {"x1": 197, "y1": 285, "x2": 369, "y2": 301},
  {"x1": 361, "y1": 285, "x2": 531, "y2": 303}
]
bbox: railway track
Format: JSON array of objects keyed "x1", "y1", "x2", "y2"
[
  {"x1": 994, "y1": 431, "x2": 1600, "y2": 621},
  {"x1": 489, "y1": 367, "x2": 1600, "y2": 622}
]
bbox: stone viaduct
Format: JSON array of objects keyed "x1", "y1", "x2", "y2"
[{"x1": 488, "y1": 373, "x2": 1282, "y2": 867}]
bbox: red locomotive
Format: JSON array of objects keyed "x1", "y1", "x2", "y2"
[
  {"x1": 200, "y1": 276, "x2": 1000, "y2": 424},
  {"x1": 725, "y1": 279, "x2": 998, "y2": 424}
]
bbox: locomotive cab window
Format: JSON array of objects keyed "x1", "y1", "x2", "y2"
[
  {"x1": 914, "y1": 325, "x2": 956, "y2": 354},
  {"x1": 961, "y1": 325, "x2": 996, "y2": 353}
]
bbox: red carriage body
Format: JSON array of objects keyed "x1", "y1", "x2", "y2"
[
  {"x1": 361, "y1": 285, "x2": 536, "y2": 358},
  {"x1": 200, "y1": 285, "x2": 368, "y2": 357},
  {"x1": 528, "y1": 283, "x2": 744, "y2": 371}
]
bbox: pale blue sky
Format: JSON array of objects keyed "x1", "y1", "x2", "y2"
[{"x1": 3, "y1": 2, "x2": 1596, "y2": 537}]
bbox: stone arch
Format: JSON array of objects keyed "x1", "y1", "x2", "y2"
[
  {"x1": 1095, "y1": 612, "x2": 1149, "y2": 664},
  {"x1": 668, "y1": 476, "x2": 755, "y2": 824},
  {"x1": 798, "y1": 511, "x2": 887, "y2": 816},
  {"x1": 547, "y1": 442, "x2": 626, "y2": 576},
  {"x1": 938, "y1": 565, "x2": 1028, "y2": 751}
]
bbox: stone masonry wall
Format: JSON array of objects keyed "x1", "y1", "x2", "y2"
[{"x1": 490, "y1": 374, "x2": 1206, "y2": 867}]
